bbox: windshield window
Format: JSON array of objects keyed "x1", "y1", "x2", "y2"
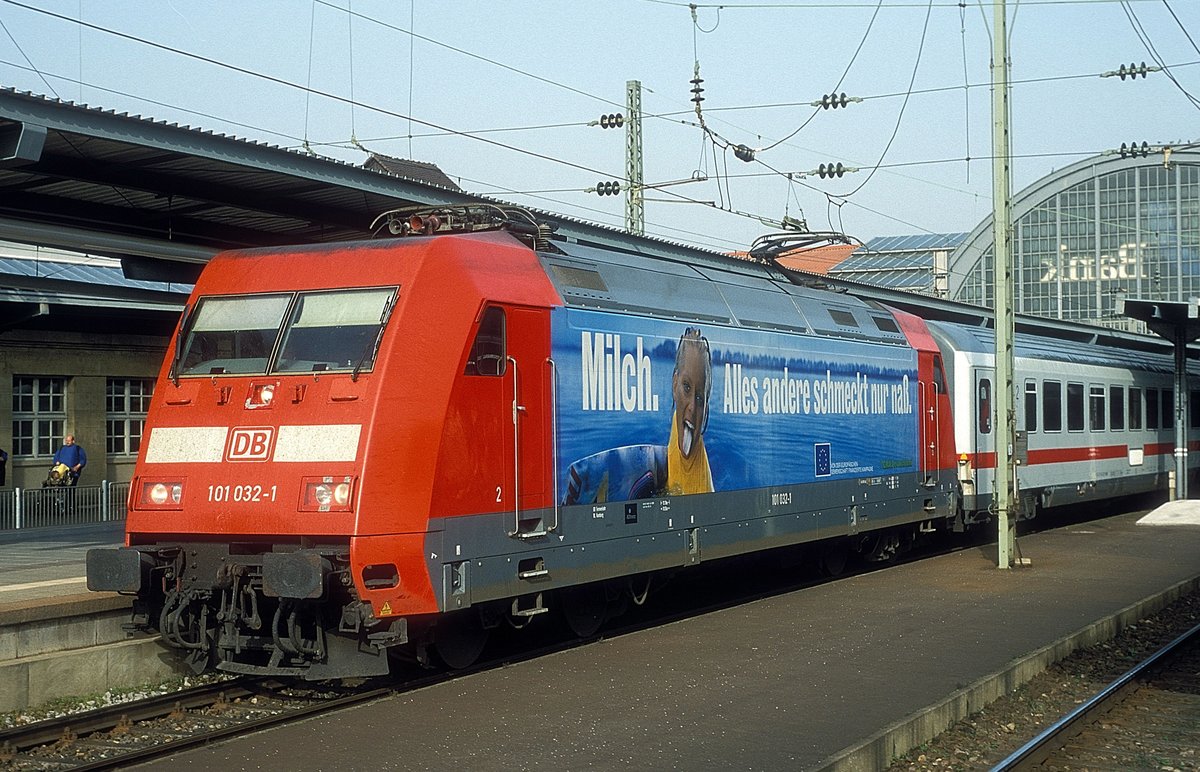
[
  {"x1": 179, "y1": 294, "x2": 290, "y2": 375},
  {"x1": 275, "y1": 288, "x2": 396, "y2": 373}
]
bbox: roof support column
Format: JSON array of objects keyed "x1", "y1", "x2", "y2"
[
  {"x1": 1175, "y1": 326, "x2": 1188, "y2": 500},
  {"x1": 1119, "y1": 297, "x2": 1200, "y2": 501}
]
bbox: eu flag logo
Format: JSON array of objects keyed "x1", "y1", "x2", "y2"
[{"x1": 815, "y1": 443, "x2": 831, "y2": 477}]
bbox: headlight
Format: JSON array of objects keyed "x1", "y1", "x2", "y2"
[
  {"x1": 301, "y1": 476, "x2": 354, "y2": 512},
  {"x1": 138, "y1": 479, "x2": 185, "y2": 510}
]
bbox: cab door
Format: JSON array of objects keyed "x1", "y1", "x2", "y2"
[{"x1": 504, "y1": 306, "x2": 550, "y2": 537}]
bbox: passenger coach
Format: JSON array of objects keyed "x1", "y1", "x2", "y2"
[{"x1": 932, "y1": 320, "x2": 1197, "y2": 522}]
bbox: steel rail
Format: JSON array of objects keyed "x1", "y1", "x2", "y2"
[
  {"x1": 0, "y1": 674, "x2": 407, "y2": 770},
  {"x1": 68, "y1": 681, "x2": 398, "y2": 771},
  {"x1": 0, "y1": 676, "x2": 263, "y2": 752},
  {"x1": 990, "y1": 619, "x2": 1200, "y2": 771}
]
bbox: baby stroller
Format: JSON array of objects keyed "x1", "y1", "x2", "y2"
[{"x1": 44, "y1": 462, "x2": 73, "y2": 487}]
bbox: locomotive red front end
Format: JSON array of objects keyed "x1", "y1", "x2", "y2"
[{"x1": 87, "y1": 230, "x2": 560, "y2": 678}]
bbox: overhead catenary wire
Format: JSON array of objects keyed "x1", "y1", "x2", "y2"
[
  {"x1": 0, "y1": 52, "x2": 1015, "y2": 247},
  {"x1": 0, "y1": 0, "x2": 735, "y2": 216},
  {"x1": 644, "y1": 0, "x2": 1169, "y2": 7},
  {"x1": 3, "y1": 36, "x2": 1134, "y2": 240},
  {"x1": 347, "y1": 0, "x2": 359, "y2": 148},
  {"x1": 307, "y1": 0, "x2": 1041, "y2": 217},
  {"x1": 835, "y1": 0, "x2": 937, "y2": 199},
  {"x1": 314, "y1": 0, "x2": 628, "y2": 113},
  {"x1": 289, "y1": 53, "x2": 1200, "y2": 199},
  {"x1": 0, "y1": 58, "x2": 310, "y2": 143},
  {"x1": 407, "y1": 0, "x2": 414, "y2": 156},
  {"x1": 302, "y1": 1, "x2": 317, "y2": 155},
  {"x1": 959, "y1": 1, "x2": 972, "y2": 182},
  {"x1": 1162, "y1": 0, "x2": 1200, "y2": 56},
  {"x1": 0, "y1": 10, "x2": 810, "y2": 242},
  {"x1": 754, "y1": 0, "x2": 885, "y2": 154},
  {"x1": 0, "y1": 13, "x2": 57, "y2": 98},
  {"x1": 645, "y1": 59, "x2": 1200, "y2": 119},
  {"x1": 1121, "y1": 0, "x2": 1200, "y2": 110},
  {"x1": 28, "y1": 8, "x2": 733, "y2": 234}
]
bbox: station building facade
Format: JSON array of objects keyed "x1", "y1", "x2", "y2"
[
  {"x1": 0, "y1": 245, "x2": 184, "y2": 490},
  {"x1": 830, "y1": 146, "x2": 1200, "y2": 332}
]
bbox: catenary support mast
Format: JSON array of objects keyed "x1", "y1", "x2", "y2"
[
  {"x1": 626, "y1": 80, "x2": 644, "y2": 236},
  {"x1": 992, "y1": 0, "x2": 1016, "y2": 568}
]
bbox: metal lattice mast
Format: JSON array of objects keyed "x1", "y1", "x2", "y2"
[
  {"x1": 626, "y1": 80, "x2": 644, "y2": 236},
  {"x1": 992, "y1": 0, "x2": 1016, "y2": 568}
]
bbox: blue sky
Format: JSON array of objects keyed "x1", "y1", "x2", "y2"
[{"x1": 0, "y1": 0, "x2": 1196, "y2": 253}]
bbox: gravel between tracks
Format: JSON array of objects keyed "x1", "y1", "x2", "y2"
[{"x1": 885, "y1": 588, "x2": 1200, "y2": 771}]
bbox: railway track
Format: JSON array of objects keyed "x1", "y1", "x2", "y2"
[
  {"x1": 0, "y1": 675, "x2": 398, "y2": 770},
  {"x1": 993, "y1": 620, "x2": 1200, "y2": 771}
]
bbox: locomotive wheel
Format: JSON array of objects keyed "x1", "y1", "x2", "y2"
[
  {"x1": 560, "y1": 584, "x2": 608, "y2": 638},
  {"x1": 818, "y1": 540, "x2": 849, "y2": 577},
  {"x1": 433, "y1": 610, "x2": 489, "y2": 669}
]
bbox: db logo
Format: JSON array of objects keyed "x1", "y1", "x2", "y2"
[{"x1": 226, "y1": 427, "x2": 275, "y2": 461}]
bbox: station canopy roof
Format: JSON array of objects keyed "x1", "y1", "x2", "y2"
[{"x1": 0, "y1": 87, "x2": 714, "y2": 286}]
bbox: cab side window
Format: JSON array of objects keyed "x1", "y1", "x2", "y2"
[{"x1": 465, "y1": 307, "x2": 506, "y2": 377}]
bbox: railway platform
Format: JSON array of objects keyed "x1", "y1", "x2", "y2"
[
  {"x1": 0, "y1": 522, "x2": 172, "y2": 713},
  {"x1": 0, "y1": 521, "x2": 123, "y2": 605},
  {"x1": 136, "y1": 506, "x2": 1200, "y2": 771}
]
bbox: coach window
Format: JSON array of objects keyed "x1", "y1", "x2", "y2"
[
  {"x1": 180, "y1": 294, "x2": 290, "y2": 376},
  {"x1": 465, "y1": 307, "x2": 506, "y2": 376},
  {"x1": 1023, "y1": 379, "x2": 1037, "y2": 433},
  {"x1": 275, "y1": 287, "x2": 397, "y2": 374},
  {"x1": 1043, "y1": 380, "x2": 1063, "y2": 432},
  {"x1": 1110, "y1": 385, "x2": 1125, "y2": 431},
  {"x1": 1161, "y1": 388, "x2": 1174, "y2": 430},
  {"x1": 1088, "y1": 385, "x2": 1105, "y2": 432},
  {"x1": 1066, "y1": 382, "x2": 1085, "y2": 432},
  {"x1": 977, "y1": 378, "x2": 991, "y2": 434},
  {"x1": 1129, "y1": 387, "x2": 1142, "y2": 430},
  {"x1": 1146, "y1": 389, "x2": 1160, "y2": 430},
  {"x1": 1191, "y1": 391, "x2": 1200, "y2": 429}
]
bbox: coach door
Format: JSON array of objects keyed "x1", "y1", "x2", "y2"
[
  {"x1": 974, "y1": 368, "x2": 996, "y2": 496},
  {"x1": 505, "y1": 306, "x2": 550, "y2": 538}
]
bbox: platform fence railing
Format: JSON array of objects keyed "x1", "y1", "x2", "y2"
[{"x1": 0, "y1": 480, "x2": 130, "y2": 530}]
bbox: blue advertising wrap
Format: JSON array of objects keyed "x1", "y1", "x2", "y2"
[{"x1": 553, "y1": 308, "x2": 919, "y2": 505}]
